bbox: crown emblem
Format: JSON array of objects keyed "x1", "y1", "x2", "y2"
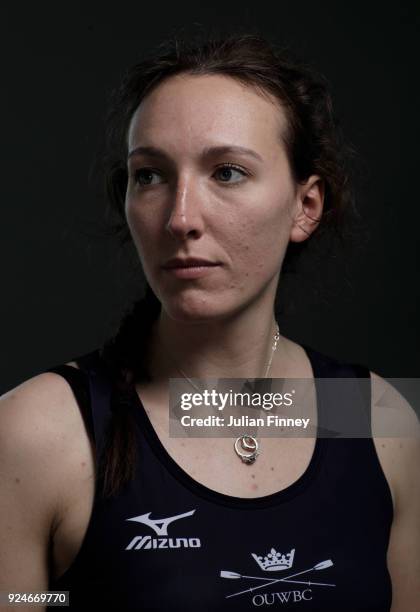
[{"x1": 251, "y1": 547, "x2": 295, "y2": 572}]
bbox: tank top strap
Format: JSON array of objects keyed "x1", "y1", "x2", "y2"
[
  {"x1": 73, "y1": 349, "x2": 114, "y2": 462},
  {"x1": 46, "y1": 363, "x2": 94, "y2": 439},
  {"x1": 302, "y1": 344, "x2": 372, "y2": 437}
]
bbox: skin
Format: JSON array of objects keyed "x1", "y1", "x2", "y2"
[{"x1": 125, "y1": 73, "x2": 323, "y2": 380}]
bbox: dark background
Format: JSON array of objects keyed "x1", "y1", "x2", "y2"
[{"x1": 1, "y1": 2, "x2": 419, "y2": 394}]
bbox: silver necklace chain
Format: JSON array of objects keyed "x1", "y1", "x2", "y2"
[{"x1": 166, "y1": 322, "x2": 281, "y2": 465}]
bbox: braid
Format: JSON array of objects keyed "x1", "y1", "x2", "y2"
[{"x1": 98, "y1": 283, "x2": 161, "y2": 497}]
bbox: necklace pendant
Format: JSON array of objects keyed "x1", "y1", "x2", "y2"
[
  {"x1": 234, "y1": 434, "x2": 260, "y2": 464},
  {"x1": 240, "y1": 451, "x2": 259, "y2": 465}
]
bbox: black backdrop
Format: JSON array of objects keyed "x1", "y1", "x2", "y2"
[{"x1": 1, "y1": 1, "x2": 419, "y2": 393}]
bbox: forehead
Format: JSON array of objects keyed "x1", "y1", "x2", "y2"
[{"x1": 127, "y1": 73, "x2": 288, "y2": 160}]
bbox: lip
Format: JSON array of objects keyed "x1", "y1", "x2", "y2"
[
  {"x1": 164, "y1": 263, "x2": 220, "y2": 279},
  {"x1": 162, "y1": 257, "x2": 219, "y2": 269}
]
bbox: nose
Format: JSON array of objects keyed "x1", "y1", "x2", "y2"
[{"x1": 165, "y1": 175, "x2": 205, "y2": 241}]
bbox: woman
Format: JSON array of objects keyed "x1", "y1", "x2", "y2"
[{"x1": 1, "y1": 33, "x2": 418, "y2": 611}]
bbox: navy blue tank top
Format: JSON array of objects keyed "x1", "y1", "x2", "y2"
[{"x1": 46, "y1": 346, "x2": 393, "y2": 611}]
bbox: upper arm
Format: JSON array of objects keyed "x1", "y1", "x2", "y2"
[
  {"x1": 371, "y1": 372, "x2": 420, "y2": 610},
  {"x1": 0, "y1": 372, "x2": 78, "y2": 610}
]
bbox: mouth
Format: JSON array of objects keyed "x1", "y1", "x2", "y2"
[
  {"x1": 164, "y1": 262, "x2": 219, "y2": 268},
  {"x1": 162, "y1": 258, "x2": 220, "y2": 269},
  {"x1": 162, "y1": 262, "x2": 221, "y2": 279}
]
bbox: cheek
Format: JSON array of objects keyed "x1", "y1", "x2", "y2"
[
  {"x1": 228, "y1": 194, "x2": 293, "y2": 272},
  {"x1": 125, "y1": 200, "x2": 158, "y2": 252},
  {"x1": 124, "y1": 215, "x2": 158, "y2": 280}
]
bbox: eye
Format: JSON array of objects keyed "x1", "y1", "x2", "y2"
[
  {"x1": 133, "y1": 168, "x2": 164, "y2": 187},
  {"x1": 213, "y1": 163, "x2": 248, "y2": 185}
]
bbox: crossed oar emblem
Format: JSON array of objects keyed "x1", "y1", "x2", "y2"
[{"x1": 220, "y1": 559, "x2": 336, "y2": 598}]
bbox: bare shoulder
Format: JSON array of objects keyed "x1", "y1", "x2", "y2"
[
  {"x1": 0, "y1": 362, "x2": 85, "y2": 453},
  {"x1": 370, "y1": 371, "x2": 420, "y2": 512},
  {"x1": 370, "y1": 373, "x2": 420, "y2": 607},
  {"x1": 0, "y1": 364, "x2": 94, "y2": 594},
  {"x1": 0, "y1": 363, "x2": 92, "y2": 527}
]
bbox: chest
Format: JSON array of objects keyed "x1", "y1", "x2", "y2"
[
  {"x1": 51, "y1": 442, "x2": 393, "y2": 612},
  {"x1": 140, "y1": 379, "x2": 321, "y2": 497},
  {"x1": 50, "y1": 383, "x2": 395, "y2": 591},
  {"x1": 50, "y1": 427, "x2": 317, "y2": 582}
]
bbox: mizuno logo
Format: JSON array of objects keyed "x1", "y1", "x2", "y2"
[
  {"x1": 125, "y1": 536, "x2": 201, "y2": 550},
  {"x1": 126, "y1": 509, "x2": 196, "y2": 536},
  {"x1": 125, "y1": 509, "x2": 201, "y2": 551}
]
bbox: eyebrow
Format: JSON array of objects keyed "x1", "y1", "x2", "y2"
[{"x1": 127, "y1": 144, "x2": 263, "y2": 162}]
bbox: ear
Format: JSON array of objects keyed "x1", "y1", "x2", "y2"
[{"x1": 289, "y1": 175, "x2": 324, "y2": 243}]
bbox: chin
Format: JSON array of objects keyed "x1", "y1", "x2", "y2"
[{"x1": 160, "y1": 293, "x2": 230, "y2": 324}]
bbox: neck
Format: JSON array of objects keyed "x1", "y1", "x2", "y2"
[{"x1": 146, "y1": 302, "x2": 284, "y2": 382}]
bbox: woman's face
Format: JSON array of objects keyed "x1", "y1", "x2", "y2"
[{"x1": 125, "y1": 73, "x2": 320, "y2": 321}]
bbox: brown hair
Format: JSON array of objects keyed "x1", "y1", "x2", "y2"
[{"x1": 97, "y1": 30, "x2": 359, "y2": 497}]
